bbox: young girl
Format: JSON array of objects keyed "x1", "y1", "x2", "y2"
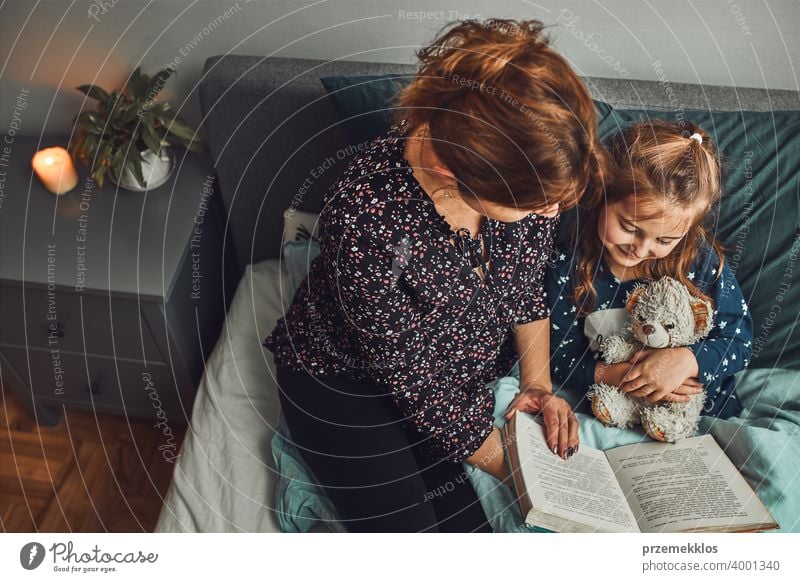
[{"x1": 546, "y1": 119, "x2": 753, "y2": 421}]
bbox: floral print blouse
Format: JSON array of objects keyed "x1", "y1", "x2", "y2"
[{"x1": 263, "y1": 118, "x2": 559, "y2": 463}]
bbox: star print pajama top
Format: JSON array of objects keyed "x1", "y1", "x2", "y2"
[
  {"x1": 263, "y1": 118, "x2": 559, "y2": 463},
  {"x1": 545, "y1": 241, "x2": 754, "y2": 419}
]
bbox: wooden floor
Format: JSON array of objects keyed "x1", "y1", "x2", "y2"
[{"x1": 0, "y1": 385, "x2": 185, "y2": 532}]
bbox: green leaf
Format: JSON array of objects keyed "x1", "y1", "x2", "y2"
[
  {"x1": 142, "y1": 123, "x2": 163, "y2": 155},
  {"x1": 80, "y1": 133, "x2": 98, "y2": 161},
  {"x1": 145, "y1": 67, "x2": 174, "y2": 102},
  {"x1": 94, "y1": 163, "x2": 108, "y2": 189},
  {"x1": 124, "y1": 67, "x2": 143, "y2": 100},
  {"x1": 111, "y1": 151, "x2": 127, "y2": 182},
  {"x1": 164, "y1": 118, "x2": 197, "y2": 142},
  {"x1": 149, "y1": 101, "x2": 167, "y2": 117},
  {"x1": 76, "y1": 84, "x2": 111, "y2": 105},
  {"x1": 127, "y1": 125, "x2": 140, "y2": 147},
  {"x1": 119, "y1": 105, "x2": 140, "y2": 127},
  {"x1": 186, "y1": 135, "x2": 205, "y2": 153},
  {"x1": 111, "y1": 146, "x2": 126, "y2": 168},
  {"x1": 109, "y1": 90, "x2": 124, "y2": 110},
  {"x1": 95, "y1": 140, "x2": 113, "y2": 170},
  {"x1": 127, "y1": 154, "x2": 146, "y2": 187},
  {"x1": 77, "y1": 110, "x2": 106, "y2": 131}
]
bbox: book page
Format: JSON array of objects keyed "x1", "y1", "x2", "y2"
[
  {"x1": 513, "y1": 412, "x2": 639, "y2": 533},
  {"x1": 605, "y1": 435, "x2": 775, "y2": 532}
]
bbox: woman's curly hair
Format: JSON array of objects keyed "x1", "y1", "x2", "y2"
[{"x1": 392, "y1": 18, "x2": 610, "y2": 212}]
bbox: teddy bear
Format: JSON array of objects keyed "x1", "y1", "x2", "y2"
[{"x1": 587, "y1": 276, "x2": 715, "y2": 443}]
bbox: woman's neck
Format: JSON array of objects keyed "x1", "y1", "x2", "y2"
[{"x1": 404, "y1": 127, "x2": 485, "y2": 236}]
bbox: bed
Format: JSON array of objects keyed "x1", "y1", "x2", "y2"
[
  {"x1": 155, "y1": 248, "x2": 800, "y2": 533},
  {"x1": 155, "y1": 55, "x2": 800, "y2": 533},
  {"x1": 154, "y1": 257, "x2": 332, "y2": 532}
]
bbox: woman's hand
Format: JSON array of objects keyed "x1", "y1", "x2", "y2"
[
  {"x1": 619, "y1": 347, "x2": 702, "y2": 403},
  {"x1": 504, "y1": 386, "x2": 579, "y2": 459}
]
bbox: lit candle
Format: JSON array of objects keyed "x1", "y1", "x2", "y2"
[{"x1": 32, "y1": 146, "x2": 79, "y2": 195}]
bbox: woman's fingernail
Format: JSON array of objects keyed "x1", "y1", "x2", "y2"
[
  {"x1": 575, "y1": 444, "x2": 579, "y2": 454},
  {"x1": 567, "y1": 446, "x2": 574, "y2": 457},
  {"x1": 552, "y1": 445, "x2": 558, "y2": 455}
]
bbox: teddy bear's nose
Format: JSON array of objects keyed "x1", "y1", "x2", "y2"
[{"x1": 642, "y1": 324, "x2": 656, "y2": 335}]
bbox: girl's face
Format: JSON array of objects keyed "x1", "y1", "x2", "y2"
[{"x1": 598, "y1": 194, "x2": 697, "y2": 270}]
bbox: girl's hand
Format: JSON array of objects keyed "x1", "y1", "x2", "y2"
[
  {"x1": 504, "y1": 386, "x2": 579, "y2": 459},
  {"x1": 619, "y1": 347, "x2": 701, "y2": 403},
  {"x1": 658, "y1": 377, "x2": 704, "y2": 403}
]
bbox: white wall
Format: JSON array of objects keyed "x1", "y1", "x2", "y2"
[{"x1": 1, "y1": 0, "x2": 798, "y2": 135}]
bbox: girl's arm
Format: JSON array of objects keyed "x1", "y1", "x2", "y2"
[
  {"x1": 686, "y1": 249, "x2": 754, "y2": 385},
  {"x1": 546, "y1": 255, "x2": 599, "y2": 391}
]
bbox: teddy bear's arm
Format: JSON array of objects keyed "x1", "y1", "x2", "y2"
[{"x1": 600, "y1": 334, "x2": 639, "y2": 363}]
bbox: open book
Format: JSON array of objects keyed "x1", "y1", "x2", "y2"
[{"x1": 502, "y1": 411, "x2": 779, "y2": 533}]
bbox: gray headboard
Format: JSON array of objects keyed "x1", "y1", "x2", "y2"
[{"x1": 197, "y1": 55, "x2": 800, "y2": 273}]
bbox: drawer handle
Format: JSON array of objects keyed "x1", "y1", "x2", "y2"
[{"x1": 86, "y1": 381, "x2": 102, "y2": 395}]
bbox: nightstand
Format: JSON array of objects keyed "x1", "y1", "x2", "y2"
[{"x1": 0, "y1": 135, "x2": 239, "y2": 426}]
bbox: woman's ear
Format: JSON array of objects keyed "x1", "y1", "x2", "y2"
[{"x1": 430, "y1": 163, "x2": 457, "y2": 183}]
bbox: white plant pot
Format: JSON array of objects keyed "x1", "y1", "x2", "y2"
[{"x1": 111, "y1": 147, "x2": 174, "y2": 191}]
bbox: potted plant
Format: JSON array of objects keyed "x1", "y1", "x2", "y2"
[{"x1": 70, "y1": 66, "x2": 204, "y2": 191}]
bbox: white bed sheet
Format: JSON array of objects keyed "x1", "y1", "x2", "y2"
[{"x1": 155, "y1": 258, "x2": 330, "y2": 532}]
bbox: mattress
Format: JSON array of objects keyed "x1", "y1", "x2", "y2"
[{"x1": 155, "y1": 258, "x2": 334, "y2": 532}]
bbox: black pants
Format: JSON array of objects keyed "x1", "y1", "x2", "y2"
[{"x1": 276, "y1": 366, "x2": 493, "y2": 533}]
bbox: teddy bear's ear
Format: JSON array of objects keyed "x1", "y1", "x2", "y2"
[
  {"x1": 625, "y1": 285, "x2": 646, "y2": 313},
  {"x1": 690, "y1": 297, "x2": 715, "y2": 339}
]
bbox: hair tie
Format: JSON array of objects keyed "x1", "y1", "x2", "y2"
[{"x1": 689, "y1": 133, "x2": 703, "y2": 144}]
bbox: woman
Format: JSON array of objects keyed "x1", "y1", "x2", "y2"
[{"x1": 264, "y1": 19, "x2": 608, "y2": 532}]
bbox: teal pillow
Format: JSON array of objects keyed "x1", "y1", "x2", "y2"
[
  {"x1": 320, "y1": 74, "x2": 412, "y2": 144},
  {"x1": 320, "y1": 74, "x2": 615, "y2": 146},
  {"x1": 593, "y1": 108, "x2": 800, "y2": 370}
]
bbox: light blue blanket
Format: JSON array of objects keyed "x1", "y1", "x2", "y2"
[
  {"x1": 272, "y1": 365, "x2": 800, "y2": 533},
  {"x1": 272, "y1": 240, "x2": 799, "y2": 532}
]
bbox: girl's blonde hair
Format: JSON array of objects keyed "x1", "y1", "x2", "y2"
[
  {"x1": 572, "y1": 119, "x2": 725, "y2": 316},
  {"x1": 392, "y1": 18, "x2": 609, "y2": 212}
]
